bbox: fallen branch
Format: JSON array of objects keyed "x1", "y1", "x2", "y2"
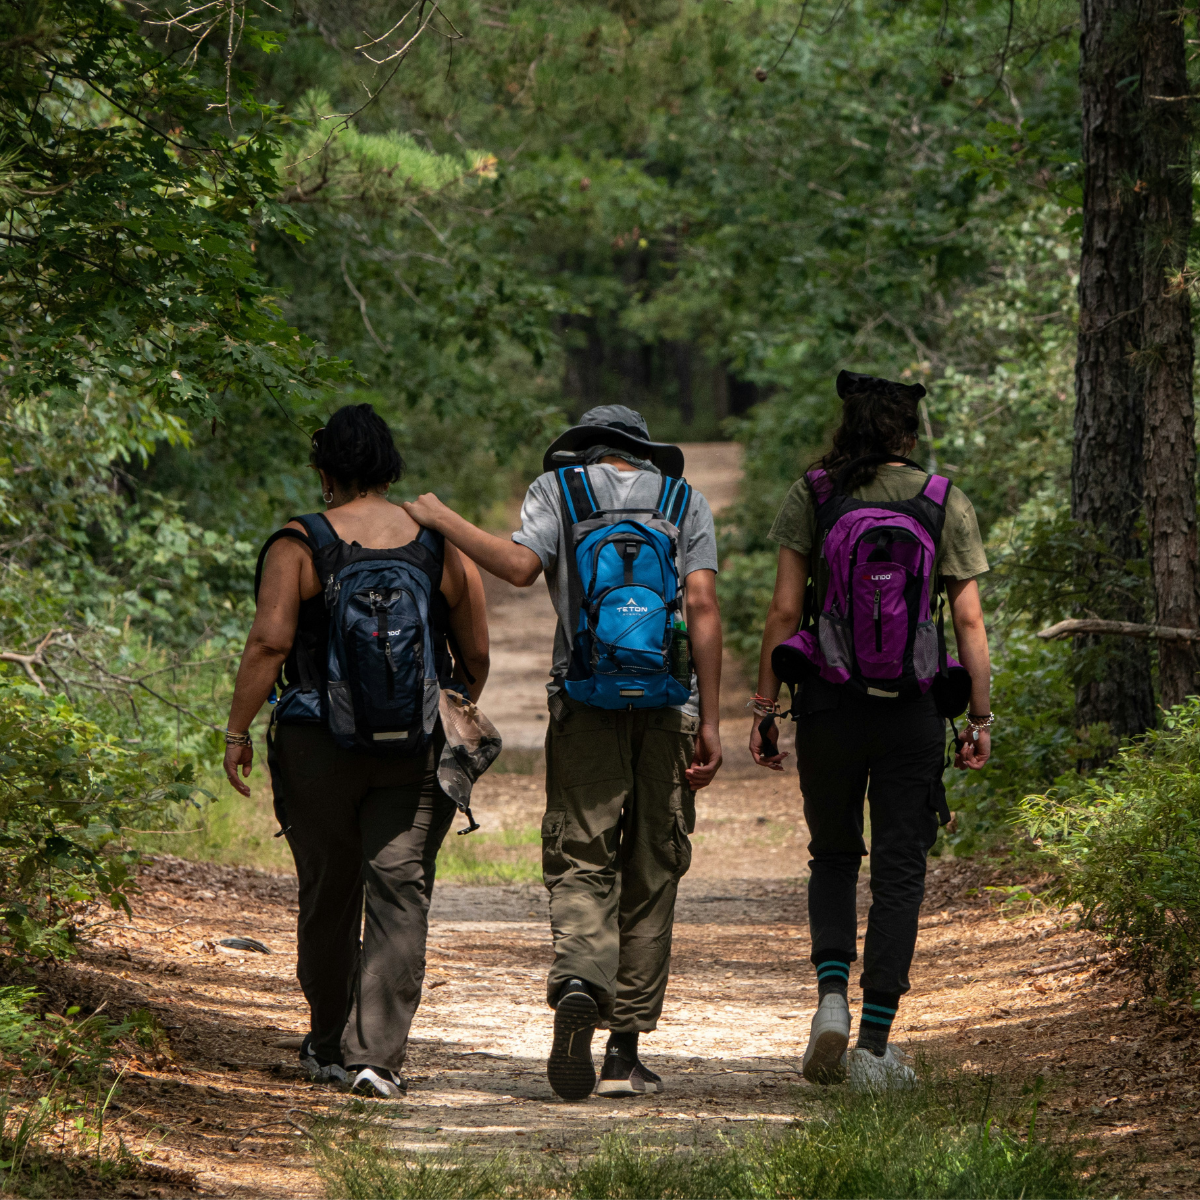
[{"x1": 1037, "y1": 618, "x2": 1200, "y2": 642}]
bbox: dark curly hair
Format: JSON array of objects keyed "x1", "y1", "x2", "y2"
[
  {"x1": 310, "y1": 403, "x2": 405, "y2": 493},
  {"x1": 817, "y1": 370, "x2": 926, "y2": 491}
]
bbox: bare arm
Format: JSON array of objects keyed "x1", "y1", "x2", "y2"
[
  {"x1": 442, "y1": 546, "x2": 491, "y2": 701},
  {"x1": 947, "y1": 576, "x2": 991, "y2": 769},
  {"x1": 751, "y1": 547, "x2": 807, "y2": 770},
  {"x1": 223, "y1": 539, "x2": 306, "y2": 796},
  {"x1": 684, "y1": 569, "x2": 723, "y2": 789},
  {"x1": 403, "y1": 493, "x2": 542, "y2": 587}
]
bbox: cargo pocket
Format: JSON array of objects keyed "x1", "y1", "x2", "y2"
[
  {"x1": 541, "y1": 810, "x2": 568, "y2": 884},
  {"x1": 669, "y1": 806, "x2": 693, "y2": 880},
  {"x1": 927, "y1": 774, "x2": 952, "y2": 844}
]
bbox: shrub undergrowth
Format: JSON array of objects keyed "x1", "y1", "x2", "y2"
[{"x1": 1022, "y1": 695, "x2": 1200, "y2": 1002}]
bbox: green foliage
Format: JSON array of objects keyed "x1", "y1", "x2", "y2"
[
  {"x1": 714, "y1": 551, "x2": 777, "y2": 668},
  {"x1": 312, "y1": 1064, "x2": 1096, "y2": 1199},
  {"x1": 0, "y1": 0, "x2": 347, "y2": 417},
  {"x1": 0, "y1": 680, "x2": 201, "y2": 957},
  {"x1": 1021, "y1": 696, "x2": 1200, "y2": 1001},
  {"x1": 0, "y1": 987, "x2": 153, "y2": 1193}
]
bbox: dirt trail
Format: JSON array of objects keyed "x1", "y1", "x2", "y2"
[
  {"x1": 54, "y1": 819, "x2": 1198, "y2": 1198},
  {"x1": 40, "y1": 442, "x2": 1198, "y2": 1196}
]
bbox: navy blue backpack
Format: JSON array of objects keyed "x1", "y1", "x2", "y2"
[
  {"x1": 556, "y1": 466, "x2": 693, "y2": 710},
  {"x1": 254, "y1": 514, "x2": 443, "y2": 755}
]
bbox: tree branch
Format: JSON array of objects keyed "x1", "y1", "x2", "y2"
[{"x1": 1037, "y1": 618, "x2": 1200, "y2": 642}]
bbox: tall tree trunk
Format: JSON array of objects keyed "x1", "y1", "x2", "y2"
[
  {"x1": 1139, "y1": 0, "x2": 1198, "y2": 710},
  {"x1": 1073, "y1": 0, "x2": 1155, "y2": 739}
]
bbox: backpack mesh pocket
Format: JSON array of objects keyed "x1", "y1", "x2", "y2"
[
  {"x1": 912, "y1": 619, "x2": 939, "y2": 681},
  {"x1": 818, "y1": 611, "x2": 853, "y2": 672}
]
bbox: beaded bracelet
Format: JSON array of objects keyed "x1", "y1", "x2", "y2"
[
  {"x1": 966, "y1": 712, "x2": 995, "y2": 729},
  {"x1": 224, "y1": 729, "x2": 253, "y2": 747}
]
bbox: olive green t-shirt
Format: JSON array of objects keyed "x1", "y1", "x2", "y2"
[{"x1": 768, "y1": 464, "x2": 989, "y2": 581}]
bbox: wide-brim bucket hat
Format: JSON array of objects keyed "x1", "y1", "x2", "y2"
[{"x1": 542, "y1": 404, "x2": 685, "y2": 477}]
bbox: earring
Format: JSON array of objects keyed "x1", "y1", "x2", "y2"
[{"x1": 322, "y1": 490, "x2": 334, "y2": 504}]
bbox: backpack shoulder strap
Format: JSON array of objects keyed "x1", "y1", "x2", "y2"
[
  {"x1": 290, "y1": 512, "x2": 340, "y2": 548},
  {"x1": 416, "y1": 525, "x2": 445, "y2": 561},
  {"x1": 805, "y1": 468, "x2": 835, "y2": 506},
  {"x1": 656, "y1": 475, "x2": 692, "y2": 526},
  {"x1": 920, "y1": 474, "x2": 951, "y2": 509},
  {"x1": 255, "y1": 527, "x2": 316, "y2": 602},
  {"x1": 555, "y1": 466, "x2": 599, "y2": 525}
]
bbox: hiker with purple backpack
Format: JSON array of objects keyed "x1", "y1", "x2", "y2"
[{"x1": 749, "y1": 371, "x2": 993, "y2": 1092}]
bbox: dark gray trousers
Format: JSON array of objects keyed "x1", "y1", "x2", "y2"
[{"x1": 272, "y1": 724, "x2": 456, "y2": 1073}]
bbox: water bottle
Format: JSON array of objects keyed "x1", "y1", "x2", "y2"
[{"x1": 671, "y1": 618, "x2": 692, "y2": 687}]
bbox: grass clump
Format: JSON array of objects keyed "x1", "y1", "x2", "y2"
[
  {"x1": 1022, "y1": 693, "x2": 1200, "y2": 1001},
  {"x1": 436, "y1": 827, "x2": 540, "y2": 886},
  {"x1": 311, "y1": 1064, "x2": 1098, "y2": 1199}
]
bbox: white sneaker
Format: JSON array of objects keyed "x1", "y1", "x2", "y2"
[
  {"x1": 801, "y1": 993, "x2": 850, "y2": 1084},
  {"x1": 847, "y1": 1045, "x2": 917, "y2": 1092},
  {"x1": 348, "y1": 1066, "x2": 407, "y2": 1098}
]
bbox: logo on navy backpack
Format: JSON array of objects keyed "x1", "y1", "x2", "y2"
[
  {"x1": 556, "y1": 466, "x2": 693, "y2": 710},
  {"x1": 771, "y1": 453, "x2": 971, "y2": 717},
  {"x1": 254, "y1": 513, "x2": 443, "y2": 753}
]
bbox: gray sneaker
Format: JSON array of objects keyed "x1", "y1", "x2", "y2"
[
  {"x1": 801, "y1": 994, "x2": 850, "y2": 1084},
  {"x1": 299, "y1": 1034, "x2": 349, "y2": 1084},
  {"x1": 847, "y1": 1045, "x2": 917, "y2": 1092}
]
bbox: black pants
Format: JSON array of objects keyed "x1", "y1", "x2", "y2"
[
  {"x1": 794, "y1": 681, "x2": 946, "y2": 996},
  {"x1": 270, "y1": 723, "x2": 457, "y2": 1073}
]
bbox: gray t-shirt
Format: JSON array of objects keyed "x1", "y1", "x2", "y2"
[{"x1": 512, "y1": 463, "x2": 720, "y2": 714}]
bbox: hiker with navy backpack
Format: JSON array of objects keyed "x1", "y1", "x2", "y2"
[
  {"x1": 222, "y1": 404, "x2": 491, "y2": 1099},
  {"x1": 402, "y1": 405, "x2": 723, "y2": 1102},
  {"x1": 749, "y1": 371, "x2": 993, "y2": 1091}
]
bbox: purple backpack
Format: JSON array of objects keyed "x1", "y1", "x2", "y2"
[{"x1": 772, "y1": 454, "x2": 971, "y2": 716}]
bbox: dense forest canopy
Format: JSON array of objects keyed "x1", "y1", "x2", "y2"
[{"x1": 1, "y1": 0, "x2": 1176, "y2": 945}]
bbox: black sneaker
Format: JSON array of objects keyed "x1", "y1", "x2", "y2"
[
  {"x1": 299, "y1": 1034, "x2": 349, "y2": 1084},
  {"x1": 348, "y1": 1066, "x2": 407, "y2": 1098},
  {"x1": 596, "y1": 1041, "x2": 662, "y2": 1096},
  {"x1": 547, "y1": 978, "x2": 598, "y2": 1102}
]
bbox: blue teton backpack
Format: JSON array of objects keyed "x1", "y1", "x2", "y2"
[
  {"x1": 556, "y1": 465, "x2": 692, "y2": 709},
  {"x1": 254, "y1": 513, "x2": 443, "y2": 754}
]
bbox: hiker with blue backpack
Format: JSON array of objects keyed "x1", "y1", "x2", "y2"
[
  {"x1": 222, "y1": 404, "x2": 492, "y2": 1099},
  {"x1": 402, "y1": 405, "x2": 723, "y2": 1101},
  {"x1": 749, "y1": 371, "x2": 993, "y2": 1091}
]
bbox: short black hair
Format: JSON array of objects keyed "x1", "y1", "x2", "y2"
[{"x1": 310, "y1": 404, "x2": 404, "y2": 492}]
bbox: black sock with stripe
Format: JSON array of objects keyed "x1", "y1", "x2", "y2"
[
  {"x1": 813, "y1": 950, "x2": 852, "y2": 1002},
  {"x1": 857, "y1": 989, "x2": 900, "y2": 1056}
]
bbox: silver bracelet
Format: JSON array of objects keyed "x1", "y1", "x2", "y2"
[{"x1": 966, "y1": 712, "x2": 995, "y2": 729}]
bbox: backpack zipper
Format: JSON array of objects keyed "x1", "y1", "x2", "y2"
[
  {"x1": 873, "y1": 588, "x2": 882, "y2": 652},
  {"x1": 370, "y1": 590, "x2": 397, "y2": 699}
]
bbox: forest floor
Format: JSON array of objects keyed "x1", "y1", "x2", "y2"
[{"x1": 28, "y1": 442, "x2": 1200, "y2": 1197}]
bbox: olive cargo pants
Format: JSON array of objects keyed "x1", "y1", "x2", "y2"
[{"x1": 541, "y1": 695, "x2": 697, "y2": 1031}]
